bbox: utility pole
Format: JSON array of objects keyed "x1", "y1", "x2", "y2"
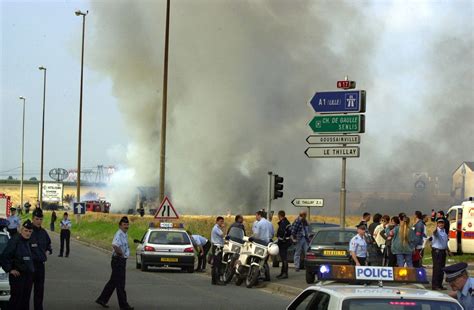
[
  {"x1": 38, "y1": 66, "x2": 47, "y2": 209},
  {"x1": 159, "y1": 0, "x2": 171, "y2": 203}
]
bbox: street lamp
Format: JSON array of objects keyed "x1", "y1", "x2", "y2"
[
  {"x1": 18, "y1": 96, "x2": 26, "y2": 209},
  {"x1": 38, "y1": 66, "x2": 47, "y2": 209},
  {"x1": 75, "y1": 9, "x2": 88, "y2": 204}
]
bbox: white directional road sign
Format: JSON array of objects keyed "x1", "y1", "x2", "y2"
[
  {"x1": 305, "y1": 146, "x2": 360, "y2": 158},
  {"x1": 292, "y1": 198, "x2": 324, "y2": 207},
  {"x1": 306, "y1": 135, "x2": 360, "y2": 145},
  {"x1": 73, "y1": 202, "x2": 86, "y2": 215}
]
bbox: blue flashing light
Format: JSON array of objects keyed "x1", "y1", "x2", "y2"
[
  {"x1": 318, "y1": 264, "x2": 332, "y2": 280},
  {"x1": 415, "y1": 268, "x2": 427, "y2": 283}
]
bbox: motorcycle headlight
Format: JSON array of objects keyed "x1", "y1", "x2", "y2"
[
  {"x1": 0, "y1": 273, "x2": 7, "y2": 281},
  {"x1": 254, "y1": 247, "x2": 265, "y2": 256},
  {"x1": 231, "y1": 244, "x2": 241, "y2": 253}
]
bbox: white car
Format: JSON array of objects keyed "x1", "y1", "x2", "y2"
[
  {"x1": 287, "y1": 265, "x2": 463, "y2": 309},
  {"x1": 287, "y1": 285, "x2": 463, "y2": 310},
  {"x1": 0, "y1": 231, "x2": 11, "y2": 305},
  {"x1": 134, "y1": 223, "x2": 195, "y2": 272}
]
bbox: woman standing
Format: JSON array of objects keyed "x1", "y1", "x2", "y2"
[
  {"x1": 392, "y1": 216, "x2": 416, "y2": 267},
  {"x1": 384, "y1": 216, "x2": 400, "y2": 266}
]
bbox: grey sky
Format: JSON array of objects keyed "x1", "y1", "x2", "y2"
[{"x1": 1, "y1": 0, "x2": 473, "y2": 213}]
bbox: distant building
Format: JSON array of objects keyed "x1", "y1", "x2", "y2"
[{"x1": 452, "y1": 162, "x2": 474, "y2": 202}]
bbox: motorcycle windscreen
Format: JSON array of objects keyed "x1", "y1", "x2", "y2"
[{"x1": 228, "y1": 227, "x2": 245, "y2": 243}]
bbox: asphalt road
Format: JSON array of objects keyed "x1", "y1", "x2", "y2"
[{"x1": 41, "y1": 232, "x2": 291, "y2": 310}]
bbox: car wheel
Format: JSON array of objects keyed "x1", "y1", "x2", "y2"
[
  {"x1": 306, "y1": 269, "x2": 315, "y2": 284},
  {"x1": 141, "y1": 258, "x2": 148, "y2": 272},
  {"x1": 136, "y1": 255, "x2": 141, "y2": 269}
]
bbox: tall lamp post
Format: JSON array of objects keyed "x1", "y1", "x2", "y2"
[
  {"x1": 75, "y1": 9, "x2": 88, "y2": 204},
  {"x1": 38, "y1": 66, "x2": 47, "y2": 209},
  {"x1": 18, "y1": 96, "x2": 26, "y2": 209}
]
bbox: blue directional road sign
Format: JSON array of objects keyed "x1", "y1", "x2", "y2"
[
  {"x1": 310, "y1": 90, "x2": 366, "y2": 114},
  {"x1": 73, "y1": 202, "x2": 86, "y2": 215}
]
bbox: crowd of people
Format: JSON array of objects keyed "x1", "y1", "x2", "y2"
[{"x1": 349, "y1": 210, "x2": 452, "y2": 290}]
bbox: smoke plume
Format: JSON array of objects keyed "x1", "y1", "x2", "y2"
[{"x1": 87, "y1": 0, "x2": 473, "y2": 214}]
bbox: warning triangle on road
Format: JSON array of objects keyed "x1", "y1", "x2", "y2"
[{"x1": 154, "y1": 196, "x2": 179, "y2": 219}]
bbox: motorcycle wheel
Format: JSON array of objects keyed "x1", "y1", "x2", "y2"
[
  {"x1": 245, "y1": 265, "x2": 260, "y2": 288},
  {"x1": 223, "y1": 257, "x2": 237, "y2": 283},
  {"x1": 235, "y1": 276, "x2": 244, "y2": 286}
]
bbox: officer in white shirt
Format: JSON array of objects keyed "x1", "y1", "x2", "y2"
[
  {"x1": 191, "y1": 234, "x2": 211, "y2": 272},
  {"x1": 349, "y1": 223, "x2": 368, "y2": 266},
  {"x1": 252, "y1": 211, "x2": 274, "y2": 243},
  {"x1": 444, "y1": 262, "x2": 474, "y2": 309},
  {"x1": 96, "y1": 217, "x2": 134, "y2": 310},
  {"x1": 210, "y1": 216, "x2": 225, "y2": 286},
  {"x1": 7, "y1": 207, "x2": 21, "y2": 236},
  {"x1": 58, "y1": 212, "x2": 72, "y2": 257}
]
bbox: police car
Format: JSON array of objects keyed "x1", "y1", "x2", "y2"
[
  {"x1": 0, "y1": 228, "x2": 10, "y2": 305},
  {"x1": 134, "y1": 222, "x2": 195, "y2": 273},
  {"x1": 287, "y1": 265, "x2": 463, "y2": 309}
]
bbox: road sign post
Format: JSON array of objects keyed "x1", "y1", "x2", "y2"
[
  {"x1": 306, "y1": 77, "x2": 366, "y2": 229},
  {"x1": 292, "y1": 198, "x2": 324, "y2": 222}
]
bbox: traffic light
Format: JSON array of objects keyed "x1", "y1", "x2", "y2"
[{"x1": 273, "y1": 175, "x2": 284, "y2": 199}]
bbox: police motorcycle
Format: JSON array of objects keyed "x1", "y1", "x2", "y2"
[
  {"x1": 221, "y1": 227, "x2": 245, "y2": 283},
  {"x1": 234, "y1": 236, "x2": 279, "y2": 288}
]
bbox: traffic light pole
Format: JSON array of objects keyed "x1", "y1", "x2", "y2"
[{"x1": 267, "y1": 171, "x2": 273, "y2": 221}]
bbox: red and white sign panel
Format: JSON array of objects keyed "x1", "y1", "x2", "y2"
[{"x1": 154, "y1": 196, "x2": 179, "y2": 220}]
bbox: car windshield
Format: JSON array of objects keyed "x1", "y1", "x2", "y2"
[
  {"x1": 342, "y1": 298, "x2": 462, "y2": 310},
  {"x1": 0, "y1": 234, "x2": 8, "y2": 254},
  {"x1": 148, "y1": 231, "x2": 190, "y2": 245},
  {"x1": 309, "y1": 223, "x2": 338, "y2": 234},
  {"x1": 311, "y1": 230, "x2": 355, "y2": 245}
]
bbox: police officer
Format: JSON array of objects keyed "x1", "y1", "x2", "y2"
[
  {"x1": 59, "y1": 212, "x2": 71, "y2": 257},
  {"x1": 7, "y1": 207, "x2": 21, "y2": 236},
  {"x1": 210, "y1": 216, "x2": 225, "y2": 286},
  {"x1": 252, "y1": 210, "x2": 274, "y2": 281},
  {"x1": 226, "y1": 214, "x2": 246, "y2": 236},
  {"x1": 276, "y1": 210, "x2": 291, "y2": 279},
  {"x1": 30, "y1": 208, "x2": 52, "y2": 310},
  {"x1": 430, "y1": 218, "x2": 450, "y2": 290},
  {"x1": 0, "y1": 220, "x2": 35, "y2": 310},
  {"x1": 349, "y1": 223, "x2": 368, "y2": 266},
  {"x1": 96, "y1": 216, "x2": 134, "y2": 310},
  {"x1": 191, "y1": 233, "x2": 211, "y2": 272},
  {"x1": 443, "y1": 262, "x2": 474, "y2": 309}
]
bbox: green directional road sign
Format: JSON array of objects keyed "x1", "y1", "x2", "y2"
[{"x1": 308, "y1": 114, "x2": 365, "y2": 134}]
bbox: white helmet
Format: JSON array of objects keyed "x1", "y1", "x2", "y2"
[{"x1": 267, "y1": 243, "x2": 279, "y2": 256}]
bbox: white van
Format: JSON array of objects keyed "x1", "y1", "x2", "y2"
[{"x1": 446, "y1": 197, "x2": 474, "y2": 254}]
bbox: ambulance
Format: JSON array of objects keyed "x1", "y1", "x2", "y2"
[{"x1": 446, "y1": 197, "x2": 474, "y2": 254}]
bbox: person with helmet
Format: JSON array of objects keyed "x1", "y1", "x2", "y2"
[{"x1": 0, "y1": 220, "x2": 35, "y2": 310}]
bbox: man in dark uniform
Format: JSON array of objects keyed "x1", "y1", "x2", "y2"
[
  {"x1": 276, "y1": 210, "x2": 291, "y2": 279},
  {"x1": 96, "y1": 216, "x2": 134, "y2": 309},
  {"x1": 30, "y1": 208, "x2": 52, "y2": 310},
  {"x1": 0, "y1": 220, "x2": 35, "y2": 310},
  {"x1": 443, "y1": 262, "x2": 474, "y2": 309}
]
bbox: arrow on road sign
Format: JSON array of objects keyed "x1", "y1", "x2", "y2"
[
  {"x1": 306, "y1": 135, "x2": 360, "y2": 145},
  {"x1": 292, "y1": 198, "x2": 324, "y2": 207},
  {"x1": 305, "y1": 146, "x2": 360, "y2": 158},
  {"x1": 310, "y1": 90, "x2": 366, "y2": 114},
  {"x1": 73, "y1": 202, "x2": 86, "y2": 215},
  {"x1": 154, "y1": 196, "x2": 179, "y2": 220}
]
